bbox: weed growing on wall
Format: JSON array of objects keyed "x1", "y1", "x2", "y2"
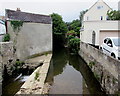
[
  {"x1": 3, "y1": 33, "x2": 10, "y2": 42},
  {"x1": 10, "y1": 20, "x2": 23, "y2": 54},
  {"x1": 10, "y1": 20, "x2": 23, "y2": 32},
  {"x1": 34, "y1": 71, "x2": 40, "y2": 81}
]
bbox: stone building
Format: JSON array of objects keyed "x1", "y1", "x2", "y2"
[{"x1": 5, "y1": 9, "x2": 52, "y2": 60}]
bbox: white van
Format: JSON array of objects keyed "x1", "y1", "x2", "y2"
[{"x1": 100, "y1": 37, "x2": 120, "y2": 60}]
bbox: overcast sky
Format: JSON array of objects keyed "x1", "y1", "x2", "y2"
[{"x1": 0, "y1": 0, "x2": 119, "y2": 22}]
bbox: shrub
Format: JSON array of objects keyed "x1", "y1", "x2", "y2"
[
  {"x1": 68, "y1": 37, "x2": 80, "y2": 54},
  {"x1": 3, "y1": 33, "x2": 10, "y2": 42}
]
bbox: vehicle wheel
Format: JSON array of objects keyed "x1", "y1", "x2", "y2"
[{"x1": 111, "y1": 53, "x2": 116, "y2": 58}]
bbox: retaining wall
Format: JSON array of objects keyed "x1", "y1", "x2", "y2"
[
  {"x1": 0, "y1": 42, "x2": 16, "y2": 76},
  {"x1": 0, "y1": 42, "x2": 16, "y2": 95},
  {"x1": 16, "y1": 54, "x2": 52, "y2": 95},
  {"x1": 79, "y1": 42, "x2": 120, "y2": 94}
]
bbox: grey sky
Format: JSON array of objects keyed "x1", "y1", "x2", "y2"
[{"x1": 0, "y1": 0, "x2": 119, "y2": 22}]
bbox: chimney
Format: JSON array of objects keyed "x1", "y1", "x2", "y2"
[{"x1": 16, "y1": 8, "x2": 21, "y2": 11}]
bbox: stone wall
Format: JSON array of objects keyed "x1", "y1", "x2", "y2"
[
  {"x1": 79, "y1": 42, "x2": 120, "y2": 94},
  {"x1": 7, "y1": 21, "x2": 52, "y2": 60},
  {"x1": 0, "y1": 42, "x2": 16, "y2": 76}
]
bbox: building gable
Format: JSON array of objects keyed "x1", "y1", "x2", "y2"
[{"x1": 83, "y1": 0, "x2": 111, "y2": 21}]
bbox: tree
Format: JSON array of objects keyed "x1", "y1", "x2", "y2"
[
  {"x1": 66, "y1": 19, "x2": 81, "y2": 37},
  {"x1": 107, "y1": 10, "x2": 120, "y2": 20},
  {"x1": 66, "y1": 30, "x2": 80, "y2": 54},
  {"x1": 50, "y1": 13, "x2": 68, "y2": 48},
  {"x1": 79, "y1": 10, "x2": 88, "y2": 23}
]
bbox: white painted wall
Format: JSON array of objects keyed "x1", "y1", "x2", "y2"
[
  {"x1": 80, "y1": 21, "x2": 118, "y2": 46},
  {"x1": 80, "y1": 0, "x2": 119, "y2": 47}
]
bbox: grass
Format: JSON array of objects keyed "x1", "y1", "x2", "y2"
[{"x1": 34, "y1": 71, "x2": 40, "y2": 81}]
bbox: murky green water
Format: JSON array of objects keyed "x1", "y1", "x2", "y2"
[
  {"x1": 2, "y1": 75, "x2": 29, "y2": 96},
  {"x1": 46, "y1": 48, "x2": 106, "y2": 95}
]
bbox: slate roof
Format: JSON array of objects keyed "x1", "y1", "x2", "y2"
[{"x1": 6, "y1": 9, "x2": 52, "y2": 24}]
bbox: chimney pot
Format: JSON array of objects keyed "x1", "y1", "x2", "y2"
[{"x1": 16, "y1": 8, "x2": 21, "y2": 11}]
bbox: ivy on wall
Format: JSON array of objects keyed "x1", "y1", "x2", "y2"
[
  {"x1": 10, "y1": 20, "x2": 23, "y2": 32},
  {"x1": 10, "y1": 20, "x2": 23, "y2": 54}
]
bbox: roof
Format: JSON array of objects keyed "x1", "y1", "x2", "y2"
[{"x1": 6, "y1": 9, "x2": 52, "y2": 24}]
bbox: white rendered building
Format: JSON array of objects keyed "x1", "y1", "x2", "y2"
[{"x1": 80, "y1": 0, "x2": 119, "y2": 47}]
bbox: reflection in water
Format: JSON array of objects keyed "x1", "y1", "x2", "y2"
[{"x1": 46, "y1": 48, "x2": 106, "y2": 95}]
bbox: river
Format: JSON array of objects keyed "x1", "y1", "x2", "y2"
[
  {"x1": 2, "y1": 48, "x2": 105, "y2": 95},
  {"x1": 46, "y1": 48, "x2": 105, "y2": 95}
]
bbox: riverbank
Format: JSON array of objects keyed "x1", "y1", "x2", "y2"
[
  {"x1": 16, "y1": 53, "x2": 52, "y2": 95},
  {"x1": 79, "y1": 42, "x2": 120, "y2": 94}
]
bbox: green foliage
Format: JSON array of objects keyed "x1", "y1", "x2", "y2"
[
  {"x1": 3, "y1": 33, "x2": 10, "y2": 42},
  {"x1": 51, "y1": 13, "x2": 68, "y2": 34},
  {"x1": 67, "y1": 30, "x2": 80, "y2": 54},
  {"x1": 66, "y1": 19, "x2": 80, "y2": 37},
  {"x1": 10, "y1": 20, "x2": 23, "y2": 32},
  {"x1": 67, "y1": 30, "x2": 77, "y2": 35},
  {"x1": 34, "y1": 71, "x2": 40, "y2": 81},
  {"x1": 68, "y1": 37, "x2": 80, "y2": 54},
  {"x1": 15, "y1": 60, "x2": 24, "y2": 67},
  {"x1": 51, "y1": 13, "x2": 68, "y2": 47},
  {"x1": 107, "y1": 10, "x2": 120, "y2": 20}
]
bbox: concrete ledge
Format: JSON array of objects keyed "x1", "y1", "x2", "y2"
[{"x1": 16, "y1": 54, "x2": 52, "y2": 95}]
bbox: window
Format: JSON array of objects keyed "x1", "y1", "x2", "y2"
[
  {"x1": 101, "y1": 16, "x2": 103, "y2": 20},
  {"x1": 107, "y1": 39, "x2": 113, "y2": 47},
  {"x1": 106, "y1": 16, "x2": 109, "y2": 20},
  {"x1": 104, "y1": 39, "x2": 107, "y2": 43},
  {"x1": 92, "y1": 31, "x2": 96, "y2": 45},
  {"x1": 97, "y1": 6, "x2": 103, "y2": 9},
  {"x1": 87, "y1": 16, "x2": 89, "y2": 20}
]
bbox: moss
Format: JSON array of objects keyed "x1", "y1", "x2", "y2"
[
  {"x1": 112, "y1": 78, "x2": 118, "y2": 84},
  {"x1": 94, "y1": 72, "x2": 101, "y2": 81},
  {"x1": 89, "y1": 61, "x2": 95, "y2": 68}
]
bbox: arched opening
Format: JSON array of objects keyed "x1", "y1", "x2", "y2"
[{"x1": 92, "y1": 31, "x2": 96, "y2": 45}]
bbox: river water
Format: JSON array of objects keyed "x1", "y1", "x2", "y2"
[
  {"x1": 46, "y1": 48, "x2": 105, "y2": 95},
  {"x1": 2, "y1": 75, "x2": 29, "y2": 96},
  {"x1": 2, "y1": 48, "x2": 105, "y2": 95}
]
